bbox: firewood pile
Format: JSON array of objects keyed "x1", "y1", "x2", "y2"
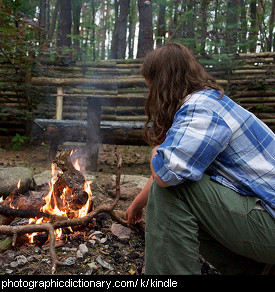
[{"x1": 0, "y1": 148, "x2": 143, "y2": 274}]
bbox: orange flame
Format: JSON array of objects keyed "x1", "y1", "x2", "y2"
[
  {"x1": 27, "y1": 162, "x2": 92, "y2": 243},
  {"x1": 70, "y1": 149, "x2": 81, "y2": 171},
  {"x1": 17, "y1": 178, "x2": 21, "y2": 189},
  {"x1": 74, "y1": 159, "x2": 81, "y2": 171},
  {"x1": 27, "y1": 218, "x2": 43, "y2": 243}
]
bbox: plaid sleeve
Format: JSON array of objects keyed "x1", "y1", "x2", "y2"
[{"x1": 152, "y1": 103, "x2": 232, "y2": 186}]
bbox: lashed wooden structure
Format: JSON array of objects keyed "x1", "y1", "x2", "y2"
[
  {"x1": 0, "y1": 52, "x2": 274, "y2": 169},
  {"x1": 1, "y1": 52, "x2": 274, "y2": 134}
]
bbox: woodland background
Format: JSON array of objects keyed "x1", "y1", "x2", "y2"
[
  {"x1": 0, "y1": 0, "x2": 274, "y2": 142},
  {"x1": 1, "y1": 0, "x2": 274, "y2": 61}
]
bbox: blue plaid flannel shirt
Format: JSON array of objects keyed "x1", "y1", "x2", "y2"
[{"x1": 152, "y1": 89, "x2": 275, "y2": 218}]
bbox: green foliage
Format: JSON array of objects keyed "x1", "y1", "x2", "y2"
[
  {"x1": 167, "y1": 0, "x2": 274, "y2": 55},
  {"x1": 11, "y1": 133, "x2": 29, "y2": 150},
  {"x1": 2, "y1": 0, "x2": 39, "y2": 16},
  {"x1": 0, "y1": 7, "x2": 40, "y2": 114},
  {"x1": 198, "y1": 54, "x2": 243, "y2": 73}
]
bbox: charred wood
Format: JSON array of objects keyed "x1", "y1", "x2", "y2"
[{"x1": 0, "y1": 205, "x2": 66, "y2": 221}]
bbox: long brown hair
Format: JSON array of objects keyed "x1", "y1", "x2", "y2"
[{"x1": 141, "y1": 42, "x2": 224, "y2": 146}]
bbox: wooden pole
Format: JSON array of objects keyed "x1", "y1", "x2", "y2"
[
  {"x1": 56, "y1": 87, "x2": 63, "y2": 120},
  {"x1": 85, "y1": 97, "x2": 102, "y2": 172}
]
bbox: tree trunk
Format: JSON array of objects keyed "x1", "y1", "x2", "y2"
[
  {"x1": 128, "y1": 0, "x2": 138, "y2": 58},
  {"x1": 72, "y1": 0, "x2": 82, "y2": 49},
  {"x1": 186, "y1": 1, "x2": 196, "y2": 51},
  {"x1": 137, "y1": 0, "x2": 153, "y2": 58},
  {"x1": 249, "y1": 0, "x2": 257, "y2": 52},
  {"x1": 213, "y1": 0, "x2": 219, "y2": 54},
  {"x1": 267, "y1": 0, "x2": 275, "y2": 51},
  {"x1": 49, "y1": 0, "x2": 60, "y2": 42},
  {"x1": 39, "y1": 0, "x2": 48, "y2": 49},
  {"x1": 156, "y1": 1, "x2": 166, "y2": 48},
  {"x1": 200, "y1": 0, "x2": 208, "y2": 56},
  {"x1": 226, "y1": 0, "x2": 240, "y2": 54},
  {"x1": 56, "y1": 0, "x2": 72, "y2": 48},
  {"x1": 111, "y1": 0, "x2": 119, "y2": 59},
  {"x1": 100, "y1": 0, "x2": 108, "y2": 60},
  {"x1": 91, "y1": 0, "x2": 96, "y2": 61},
  {"x1": 117, "y1": 0, "x2": 130, "y2": 59},
  {"x1": 240, "y1": 0, "x2": 248, "y2": 53}
]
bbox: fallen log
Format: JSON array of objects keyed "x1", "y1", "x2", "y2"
[
  {"x1": 237, "y1": 52, "x2": 275, "y2": 58},
  {"x1": 31, "y1": 76, "x2": 146, "y2": 88}
]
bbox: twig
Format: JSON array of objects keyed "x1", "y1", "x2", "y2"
[
  {"x1": 47, "y1": 224, "x2": 65, "y2": 274},
  {"x1": 112, "y1": 146, "x2": 123, "y2": 208}
]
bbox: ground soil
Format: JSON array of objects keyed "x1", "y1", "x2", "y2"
[{"x1": 0, "y1": 142, "x2": 152, "y2": 177}]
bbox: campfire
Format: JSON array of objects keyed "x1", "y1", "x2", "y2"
[
  {"x1": 0, "y1": 148, "x2": 126, "y2": 273},
  {"x1": 1, "y1": 150, "x2": 93, "y2": 243},
  {"x1": 27, "y1": 150, "x2": 93, "y2": 243}
]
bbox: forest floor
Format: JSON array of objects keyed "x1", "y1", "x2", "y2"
[{"x1": 0, "y1": 141, "x2": 218, "y2": 275}]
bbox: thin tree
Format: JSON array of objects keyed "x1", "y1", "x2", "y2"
[
  {"x1": 48, "y1": 0, "x2": 60, "y2": 43},
  {"x1": 117, "y1": 0, "x2": 130, "y2": 59},
  {"x1": 137, "y1": 0, "x2": 153, "y2": 58},
  {"x1": 226, "y1": 0, "x2": 240, "y2": 54},
  {"x1": 111, "y1": 0, "x2": 119, "y2": 59},
  {"x1": 200, "y1": 0, "x2": 208, "y2": 56},
  {"x1": 72, "y1": 0, "x2": 82, "y2": 49},
  {"x1": 156, "y1": 0, "x2": 166, "y2": 48},
  {"x1": 56, "y1": 0, "x2": 72, "y2": 48},
  {"x1": 128, "y1": 0, "x2": 138, "y2": 58},
  {"x1": 240, "y1": 0, "x2": 248, "y2": 53},
  {"x1": 38, "y1": 0, "x2": 48, "y2": 50},
  {"x1": 249, "y1": 0, "x2": 257, "y2": 52},
  {"x1": 267, "y1": 0, "x2": 275, "y2": 51}
]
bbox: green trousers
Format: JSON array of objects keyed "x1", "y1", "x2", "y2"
[{"x1": 145, "y1": 174, "x2": 275, "y2": 275}]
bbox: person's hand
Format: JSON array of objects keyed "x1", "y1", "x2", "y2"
[
  {"x1": 125, "y1": 176, "x2": 153, "y2": 226},
  {"x1": 126, "y1": 202, "x2": 143, "y2": 226}
]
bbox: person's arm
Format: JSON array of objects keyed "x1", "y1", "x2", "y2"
[
  {"x1": 126, "y1": 175, "x2": 154, "y2": 226},
  {"x1": 151, "y1": 104, "x2": 232, "y2": 186},
  {"x1": 150, "y1": 146, "x2": 170, "y2": 187},
  {"x1": 126, "y1": 146, "x2": 170, "y2": 226}
]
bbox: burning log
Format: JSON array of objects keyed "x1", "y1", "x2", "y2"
[
  {"x1": 54, "y1": 150, "x2": 90, "y2": 212},
  {"x1": 0, "y1": 150, "x2": 92, "y2": 224},
  {"x1": 0, "y1": 185, "x2": 66, "y2": 224},
  {"x1": 0, "y1": 180, "x2": 45, "y2": 225},
  {"x1": 0, "y1": 206, "x2": 67, "y2": 222}
]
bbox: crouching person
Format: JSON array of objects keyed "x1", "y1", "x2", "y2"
[{"x1": 126, "y1": 42, "x2": 275, "y2": 275}]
